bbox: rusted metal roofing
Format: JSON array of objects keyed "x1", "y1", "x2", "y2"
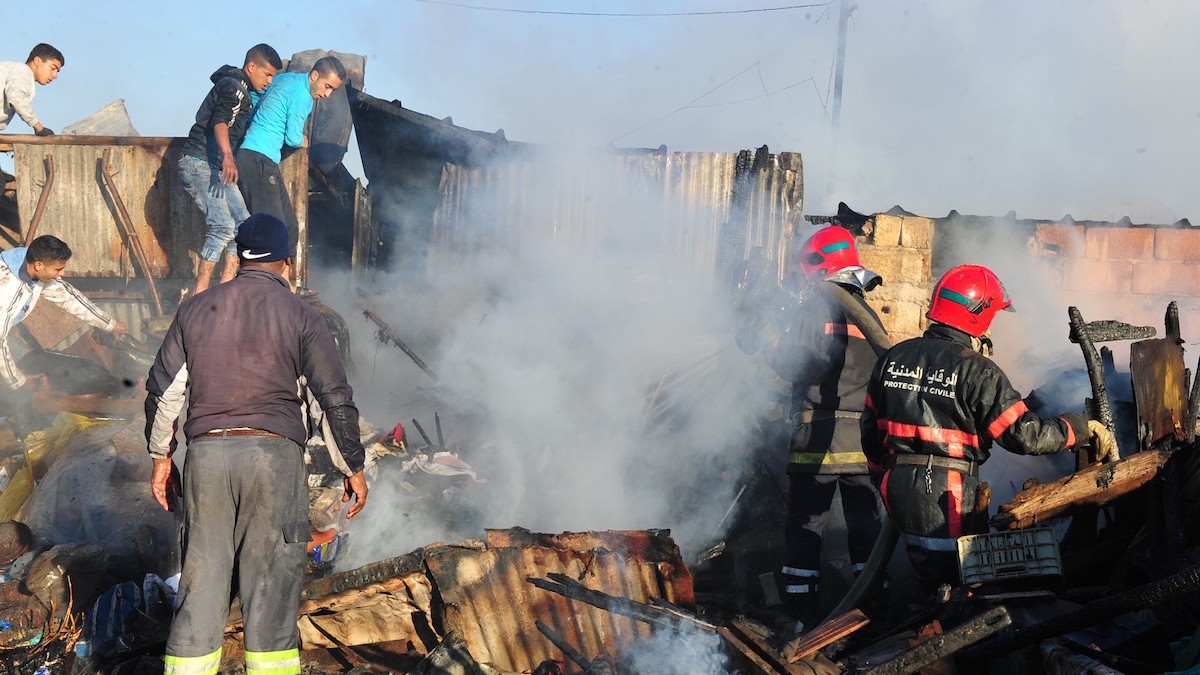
[
  {"x1": 2, "y1": 135, "x2": 309, "y2": 282},
  {"x1": 426, "y1": 529, "x2": 693, "y2": 672},
  {"x1": 267, "y1": 529, "x2": 694, "y2": 670},
  {"x1": 348, "y1": 90, "x2": 802, "y2": 280},
  {"x1": 429, "y1": 147, "x2": 803, "y2": 283}
]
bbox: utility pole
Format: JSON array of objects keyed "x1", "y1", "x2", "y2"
[{"x1": 826, "y1": 0, "x2": 853, "y2": 200}]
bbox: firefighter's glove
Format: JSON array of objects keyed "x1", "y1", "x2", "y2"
[
  {"x1": 34, "y1": 127, "x2": 54, "y2": 136},
  {"x1": 1086, "y1": 420, "x2": 1117, "y2": 464}
]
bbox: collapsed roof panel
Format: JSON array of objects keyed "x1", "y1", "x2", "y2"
[{"x1": 239, "y1": 529, "x2": 693, "y2": 670}]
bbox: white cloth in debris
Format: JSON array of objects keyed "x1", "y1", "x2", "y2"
[{"x1": 402, "y1": 452, "x2": 483, "y2": 482}]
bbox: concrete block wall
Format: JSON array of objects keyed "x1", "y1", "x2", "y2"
[{"x1": 857, "y1": 214, "x2": 935, "y2": 342}]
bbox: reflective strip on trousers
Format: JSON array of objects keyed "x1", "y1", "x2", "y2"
[
  {"x1": 164, "y1": 649, "x2": 222, "y2": 675},
  {"x1": 781, "y1": 566, "x2": 819, "y2": 595},
  {"x1": 852, "y1": 562, "x2": 889, "y2": 588},
  {"x1": 246, "y1": 648, "x2": 301, "y2": 675},
  {"x1": 902, "y1": 532, "x2": 959, "y2": 552}
]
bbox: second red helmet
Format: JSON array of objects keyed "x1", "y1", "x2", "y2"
[{"x1": 926, "y1": 264, "x2": 1014, "y2": 337}]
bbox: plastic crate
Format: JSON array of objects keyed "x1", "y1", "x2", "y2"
[{"x1": 957, "y1": 527, "x2": 1062, "y2": 585}]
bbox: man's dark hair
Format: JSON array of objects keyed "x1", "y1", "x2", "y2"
[
  {"x1": 25, "y1": 235, "x2": 72, "y2": 264},
  {"x1": 312, "y1": 56, "x2": 347, "y2": 82},
  {"x1": 26, "y1": 44, "x2": 64, "y2": 67},
  {"x1": 244, "y1": 43, "x2": 283, "y2": 70}
]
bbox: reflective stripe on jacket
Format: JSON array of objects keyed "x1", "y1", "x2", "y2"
[
  {"x1": 767, "y1": 280, "x2": 887, "y2": 474},
  {"x1": 861, "y1": 323, "x2": 1088, "y2": 473}
]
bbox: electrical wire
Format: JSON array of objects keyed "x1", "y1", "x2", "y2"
[
  {"x1": 609, "y1": 60, "x2": 761, "y2": 143},
  {"x1": 414, "y1": 0, "x2": 835, "y2": 18}
]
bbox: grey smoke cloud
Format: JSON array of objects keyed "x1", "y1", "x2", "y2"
[{"x1": 327, "y1": 151, "x2": 779, "y2": 567}]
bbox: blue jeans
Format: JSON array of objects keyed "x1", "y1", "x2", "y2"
[{"x1": 178, "y1": 154, "x2": 251, "y2": 262}]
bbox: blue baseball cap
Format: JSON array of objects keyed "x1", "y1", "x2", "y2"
[{"x1": 235, "y1": 213, "x2": 290, "y2": 263}]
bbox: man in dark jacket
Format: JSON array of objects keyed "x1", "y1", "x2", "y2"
[
  {"x1": 146, "y1": 213, "x2": 367, "y2": 675},
  {"x1": 744, "y1": 226, "x2": 889, "y2": 629},
  {"x1": 861, "y1": 264, "x2": 1115, "y2": 589},
  {"x1": 179, "y1": 44, "x2": 281, "y2": 293}
]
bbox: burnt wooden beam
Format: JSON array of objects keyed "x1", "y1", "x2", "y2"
[
  {"x1": 959, "y1": 562, "x2": 1200, "y2": 664},
  {"x1": 527, "y1": 573, "x2": 717, "y2": 631},
  {"x1": 861, "y1": 606, "x2": 1012, "y2": 675},
  {"x1": 992, "y1": 447, "x2": 1174, "y2": 530},
  {"x1": 535, "y1": 620, "x2": 601, "y2": 674},
  {"x1": 717, "y1": 625, "x2": 791, "y2": 675},
  {"x1": 1069, "y1": 307, "x2": 1127, "y2": 459},
  {"x1": 783, "y1": 609, "x2": 869, "y2": 663}
]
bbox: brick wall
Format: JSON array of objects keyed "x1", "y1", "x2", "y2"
[
  {"x1": 1031, "y1": 222, "x2": 1200, "y2": 335},
  {"x1": 823, "y1": 214, "x2": 1199, "y2": 347}
]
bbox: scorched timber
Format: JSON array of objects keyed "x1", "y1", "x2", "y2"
[{"x1": 992, "y1": 448, "x2": 1174, "y2": 530}]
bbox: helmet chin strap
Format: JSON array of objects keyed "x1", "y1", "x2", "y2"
[{"x1": 971, "y1": 333, "x2": 995, "y2": 357}]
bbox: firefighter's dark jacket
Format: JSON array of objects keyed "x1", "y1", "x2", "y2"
[
  {"x1": 861, "y1": 323, "x2": 1089, "y2": 473},
  {"x1": 766, "y1": 281, "x2": 886, "y2": 474}
]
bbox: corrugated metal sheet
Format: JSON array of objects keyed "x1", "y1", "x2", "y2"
[
  {"x1": 429, "y1": 148, "x2": 803, "y2": 283},
  {"x1": 7, "y1": 137, "x2": 308, "y2": 281},
  {"x1": 425, "y1": 529, "x2": 692, "y2": 672},
  {"x1": 282, "y1": 529, "x2": 693, "y2": 668}
]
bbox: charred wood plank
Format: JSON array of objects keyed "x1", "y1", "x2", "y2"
[
  {"x1": 729, "y1": 619, "x2": 837, "y2": 675},
  {"x1": 535, "y1": 620, "x2": 610, "y2": 675},
  {"x1": 1070, "y1": 318, "x2": 1156, "y2": 344},
  {"x1": 991, "y1": 447, "x2": 1174, "y2": 530},
  {"x1": 527, "y1": 573, "x2": 716, "y2": 631},
  {"x1": 1188, "y1": 353, "x2": 1200, "y2": 443},
  {"x1": 1130, "y1": 338, "x2": 1188, "y2": 449},
  {"x1": 717, "y1": 626, "x2": 790, "y2": 675},
  {"x1": 861, "y1": 606, "x2": 1012, "y2": 675},
  {"x1": 1068, "y1": 307, "x2": 1125, "y2": 459},
  {"x1": 783, "y1": 609, "x2": 869, "y2": 663}
]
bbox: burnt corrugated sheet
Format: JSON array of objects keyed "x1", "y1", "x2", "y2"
[
  {"x1": 429, "y1": 148, "x2": 803, "y2": 282},
  {"x1": 424, "y1": 529, "x2": 693, "y2": 672},
  {"x1": 240, "y1": 530, "x2": 692, "y2": 667},
  {"x1": 7, "y1": 137, "x2": 308, "y2": 281}
]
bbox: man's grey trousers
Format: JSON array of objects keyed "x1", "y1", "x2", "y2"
[{"x1": 166, "y1": 434, "x2": 309, "y2": 658}]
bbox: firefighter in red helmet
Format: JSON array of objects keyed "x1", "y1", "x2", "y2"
[
  {"x1": 861, "y1": 264, "x2": 1116, "y2": 589},
  {"x1": 751, "y1": 225, "x2": 889, "y2": 630}
]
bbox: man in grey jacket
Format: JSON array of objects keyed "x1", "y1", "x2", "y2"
[{"x1": 145, "y1": 213, "x2": 367, "y2": 674}]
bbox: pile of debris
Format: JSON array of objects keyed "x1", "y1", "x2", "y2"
[{"x1": 0, "y1": 286, "x2": 1197, "y2": 674}]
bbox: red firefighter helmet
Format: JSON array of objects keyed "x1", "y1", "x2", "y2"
[
  {"x1": 926, "y1": 264, "x2": 1014, "y2": 337},
  {"x1": 797, "y1": 226, "x2": 861, "y2": 281}
]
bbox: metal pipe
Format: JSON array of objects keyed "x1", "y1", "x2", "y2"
[
  {"x1": 23, "y1": 155, "x2": 55, "y2": 245},
  {"x1": 99, "y1": 149, "x2": 163, "y2": 316}
]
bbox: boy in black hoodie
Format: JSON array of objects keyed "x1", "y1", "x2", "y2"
[{"x1": 179, "y1": 44, "x2": 281, "y2": 293}]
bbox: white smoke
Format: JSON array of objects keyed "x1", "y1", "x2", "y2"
[{"x1": 318, "y1": 150, "x2": 780, "y2": 568}]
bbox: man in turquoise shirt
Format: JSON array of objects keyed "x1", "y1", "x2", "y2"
[{"x1": 236, "y1": 56, "x2": 345, "y2": 264}]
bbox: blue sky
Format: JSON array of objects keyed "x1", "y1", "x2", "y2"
[{"x1": 7, "y1": 0, "x2": 1200, "y2": 223}]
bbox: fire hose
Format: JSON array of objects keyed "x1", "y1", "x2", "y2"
[{"x1": 814, "y1": 282, "x2": 900, "y2": 624}]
